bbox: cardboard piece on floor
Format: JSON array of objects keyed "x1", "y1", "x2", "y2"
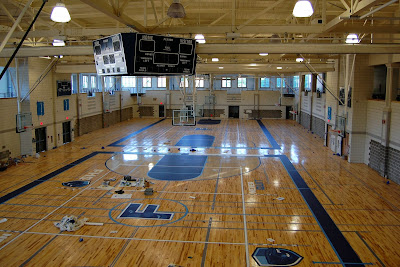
[{"x1": 111, "y1": 193, "x2": 132, "y2": 199}]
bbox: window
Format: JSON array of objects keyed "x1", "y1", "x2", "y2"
[
  {"x1": 142, "y1": 77, "x2": 152, "y2": 88},
  {"x1": 260, "y1": 78, "x2": 270, "y2": 88},
  {"x1": 90, "y1": 76, "x2": 97, "y2": 89},
  {"x1": 222, "y1": 77, "x2": 231, "y2": 88},
  {"x1": 238, "y1": 77, "x2": 247, "y2": 88},
  {"x1": 71, "y1": 74, "x2": 78, "y2": 94},
  {"x1": 122, "y1": 76, "x2": 136, "y2": 88},
  {"x1": 158, "y1": 77, "x2": 167, "y2": 88},
  {"x1": 316, "y1": 73, "x2": 325, "y2": 93},
  {"x1": 80, "y1": 74, "x2": 98, "y2": 93},
  {"x1": 180, "y1": 77, "x2": 189, "y2": 88},
  {"x1": 104, "y1": 76, "x2": 115, "y2": 90},
  {"x1": 82, "y1": 75, "x2": 89, "y2": 89},
  {"x1": 304, "y1": 74, "x2": 312, "y2": 91},
  {"x1": 293, "y1": 76, "x2": 299, "y2": 89},
  {"x1": 0, "y1": 67, "x2": 16, "y2": 98},
  {"x1": 277, "y1": 78, "x2": 286, "y2": 88},
  {"x1": 195, "y1": 77, "x2": 204, "y2": 88}
]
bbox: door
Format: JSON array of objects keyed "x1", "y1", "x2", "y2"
[
  {"x1": 229, "y1": 106, "x2": 239, "y2": 118},
  {"x1": 62, "y1": 121, "x2": 71, "y2": 143},
  {"x1": 159, "y1": 105, "x2": 165, "y2": 118},
  {"x1": 35, "y1": 127, "x2": 47, "y2": 153}
]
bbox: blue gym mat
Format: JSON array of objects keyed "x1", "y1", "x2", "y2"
[
  {"x1": 148, "y1": 135, "x2": 214, "y2": 180},
  {"x1": 118, "y1": 203, "x2": 174, "y2": 220}
]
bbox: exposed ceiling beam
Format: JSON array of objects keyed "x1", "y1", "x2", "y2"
[
  {"x1": 54, "y1": 63, "x2": 335, "y2": 74},
  {"x1": 237, "y1": 0, "x2": 286, "y2": 30},
  {"x1": 0, "y1": 3, "x2": 24, "y2": 31},
  {"x1": 79, "y1": 0, "x2": 146, "y2": 32},
  {"x1": 1, "y1": 43, "x2": 400, "y2": 58}
]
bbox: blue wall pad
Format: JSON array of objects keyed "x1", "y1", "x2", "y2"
[
  {"x1": 118, "y1": 203, "x2": 174, "y2": 220},
  {"x1": 108, "y1": 119, "x2": 165, "y2": 147},
  {"x1": 195, "y1": 128, "x2": 211, "y2": 131},
  {"x1": 257, "y1": 120, "x2": 281, "y2": 149},
  {"x1": 175, "y1": 134, "x2": 215, "y2": 147},
  {"x1": 276, "y1": 155, "x2": 364, "y2": 266},
  {"x1": 148, "y1": 154, "x2": 208, "y2": 180},
  {"x1": 198, "y1": 119, "x2": 221, "y2": 125},
  {"x1": 252, "y1": 247, "x2": 303, "y2": 266},
  {"x1": 62, "y1": 181, "x2": 90, "y2": 187}
]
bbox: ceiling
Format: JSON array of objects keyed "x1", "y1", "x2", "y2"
[{"x1": 0, "y1": 0, "x2": 399, "y2": 74}]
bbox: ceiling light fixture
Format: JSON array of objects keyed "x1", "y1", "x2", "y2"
[
  {"x1": 52, "y1": 39, "x2": 65, "y2": 46},
  {"x1": 195, "y1": 34, "x2": 206, "y2": 44},
  {"x1": 293, "y1": 0, "x2": 314, "y2": 18},
  {"x1": 219, "y1": 67, "x2": 224, "y2": 69},
  {"x1": 250, "y1": 63, "x2": 257, "y2": 66},
  {"x1": 277, "y1": 66, "x2": 283, "y2": 70},
  {"x1": 167, "y1": 0, "x2": 186, "y2": 18},
  {"x1": 296, "y1": 57, "x2": 304, "y2": 62},
  {"x1": 212, "y1": 58, "x2": 219, "y2": 62},
  {"x1": 259, "y1": 53, "x2": 269, "y2": 56},
  {"x1": 50, "y1": 3, "x2": 71, "y2": 23},
  {"x1": 345, "y1": 33, "x2": 360, "y2": 44}
]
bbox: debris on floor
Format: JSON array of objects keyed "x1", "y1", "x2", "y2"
[
  {"x1": 189, "y1": 196, "x2": 196, "y2": 199},
  {"x1": 0, "y1": 233, "x2": 11, "y2": 243},
  {"x1": 115, "y1": 189, "x2": 124, "y2": 194},
  {"x1": 276, "y1": 197, "x2": 285, "y2": 201},
  {"x1": 85, "y1": 222, "x2": 104, "y2": 226},
  {"x1": 54, "y1": 215, "x2": 88, "y2": 232},
  {"x1": 0, "y1": 218, "x2": 7, "y2": 223},
  {"x1": 110, "y1": 230, "x2": 118, "y2": 234},
  {"x1": 111, "y1": 193, "x2": 132, "y2": 199},
  {"x1": 267, "y1": 238, "x2": 275, "y2": 243},
  {"x1": 144, "y1": 188, "x2": 154, "y2": 196},
  {"x1": 62, "y1": 181, "x2": 90, "y2": 188}
]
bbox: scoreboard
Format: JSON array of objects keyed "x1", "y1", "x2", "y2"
[{"x1": 93, "y1": 33, "x2": 196, "y2": 76}]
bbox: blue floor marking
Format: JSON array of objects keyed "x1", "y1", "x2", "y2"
[
  {"x1": 108, "y1": 119, "x2": 165, "y2": 147},
  {"x1": 175, "y1": 134, "x2": 215, "y2": 147},
  {"x1": 271, "y1": 154, "x2": 364, "y2": 267},
  {"x1": 257, "y1": 120, "x2": 281, "y2": 149},
  {"x1": 118, "y1": 203, "x2": 174, "y2": 220},
  {"x1": 0, "y1": 152, "x2": 114, "y2": 204},
  {"x1": 148, "y1": 154, "x2": 208, "y2": 180},
  {"x1": 148, "y1": 135, "x2": 214, "y2": 181}
]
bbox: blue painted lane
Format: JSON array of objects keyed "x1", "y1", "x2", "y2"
[
  {"x1": 148, "y1": 155, "x2": 208, "y2": 181},
  {"x1": 108, "y1": 119, "x2": 165, "y2": 147},
  {"x1": 175, "y1": 135, "x2": 215, "y2": 147},
  {"x1": 277, "y1": 155, "x2": 364, "y2": 267},
  {"x1": 257, "y1": 120, "x2": 281, "y2": 149},
  {"x1": 148, "y1": 135, "x2": 214, "y2": 181}
]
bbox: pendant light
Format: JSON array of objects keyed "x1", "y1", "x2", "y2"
[{"x1": 293, "y1": 0, "x2": 314, "y2": 18}]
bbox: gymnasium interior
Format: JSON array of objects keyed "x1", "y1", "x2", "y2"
[{"x1": 0, "y1": 0, "x2": 400, "y2": 266}]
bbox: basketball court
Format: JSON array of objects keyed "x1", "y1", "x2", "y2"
[{"x1": 0, "y1": 118, "x2": 399, "y2": 266}]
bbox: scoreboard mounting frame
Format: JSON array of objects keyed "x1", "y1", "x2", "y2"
[{"x1": 93, "y1": 33, "x2": 196, "y2": 76}]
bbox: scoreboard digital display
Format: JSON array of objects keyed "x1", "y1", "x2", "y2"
[{"x1": 93, "y1": 33, "x2": 196, "y2": 76}]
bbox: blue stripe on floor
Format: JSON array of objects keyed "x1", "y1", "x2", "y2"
[
  {"x1": 108, "y1": 119, "x2": 165, "y2": 147},
  {"x1": 273, "y1": 155, "x2": 364, "y2": 267},
  {"x1": 0, "y1": 152, "x2": 110, "y2": 204},
  {"x1": 175, "y1": 135, "x2": 215, "y2": 147},
  {"x1": 257, "y1": 120, "x2": 281, "y2": 149}
]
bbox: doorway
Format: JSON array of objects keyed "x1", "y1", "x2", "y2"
[
  {"x1": 159, "y1": 105, "x2": 165, "y2": 118},
  {"x1": 229, "y1": 106, "x2": 239, "y2": 118},
  {"x1": 62, "y1": 121, "x2": 71, "y2": 143},
  {"x1": 35, "y1": 127, "x2": 47, "y2": 153}
]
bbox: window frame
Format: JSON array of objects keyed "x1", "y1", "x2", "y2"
[{"x1": 221, "y1": 77, "x2": 231, "y2": 88}]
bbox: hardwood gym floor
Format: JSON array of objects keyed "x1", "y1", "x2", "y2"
[{"x1": 0, "y1": 118, "x2": 399, "y2": 267}]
